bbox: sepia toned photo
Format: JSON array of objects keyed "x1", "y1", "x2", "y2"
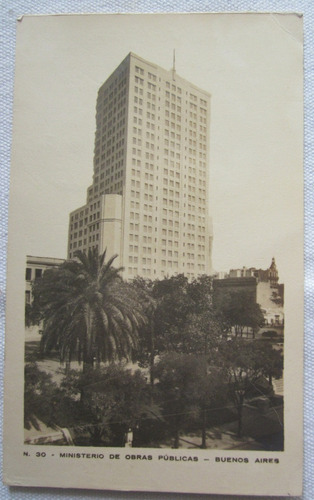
[{"x1": 4, "y1": 13, "x2": 303, "y2": 496}]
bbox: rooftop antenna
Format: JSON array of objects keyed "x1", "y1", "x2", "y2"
[{"x1": 172, "y1": 49, "x2": 176, "y2": 79}]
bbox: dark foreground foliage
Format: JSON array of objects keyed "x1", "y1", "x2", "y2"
[{"x1": 25, "y1": 363, "x2": 162, "y2": 447}]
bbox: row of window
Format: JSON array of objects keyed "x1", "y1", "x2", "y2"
[
  {"x1": 96, "y1": 136, "x2": 125, "y2": 154},
  {"x1": 132, "y1": 132, "x2": 212, "y2": 155},
  {"x1": 100, "y1": 90, "x2": 127, "y2": 112},
  {"x1": 25, "y1": 268, "x2": 42, "y2": 281},
  {"x1": 69, "y1": 230, "x2": 101, "y2": 249},
  {"x1": 98, "y1": 116, "x2": 125, "y2": 140},
  {"x1": 164, "y1": 120, "x2": 181, "y2": 132},
  {"x1": 99, "y1": 78, "x2": 127, "y2": 103},
  {"x1": 129, "y1": 185, "x2": 206, "y2": 204},
  {"x1": 165, "y1": 82, "x2": 181, "y2": 94},
  {"x1": 164, "y1": 149, "x2": 181, "y2": 159},
  {"x1": 97, "y1": 128, "x2": 126, "y2": 153},
  {"x1": 71, "y1": 207, "x2": 89, "y2": 223},
  {"x1": 161, "y1": 197, "x2": 180, "y2": 209},
  {"x1": 165, "y1": 103, "x2": 182, "y2": 113},
  {"x1": 101, "y1": 70, "x2": 127, "y2": 93},
  {"x1": 134, "y1": 68, "x2": 208, "y2": 108},
  {"x1": 97, "y1": 100, "x2": 126, "y2": 129},
  {"x1": 135, "y1": 92, "x2": 206, "y2": 121}
]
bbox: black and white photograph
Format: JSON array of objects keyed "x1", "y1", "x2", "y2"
[{"x1": 4, "y1": 13, "x2": 303, "y2": 496}]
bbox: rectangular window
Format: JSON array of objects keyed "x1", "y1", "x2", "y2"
[{"x1": 35, "y1": 269, "x2": 42, "y2": 279}]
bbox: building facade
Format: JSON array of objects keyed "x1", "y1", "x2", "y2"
[
  {"x1": 25, "y1": 255, "x2": 64, "y2": 305},
  {"x1": 25, "y1": 255, "x2": 64, "y2": 338},
  {"x1": 228, "y1": 257, "x2": 280, "y2": 287},
  {"x1": 213, "y1": 258, "x2": 284, "y2": 330},
  {"x1": 68, "y1": 53, "x2": 213, "y2": 280},
  {"x1": 213, "y1": 277, "x2": 257, "y2": 306}
]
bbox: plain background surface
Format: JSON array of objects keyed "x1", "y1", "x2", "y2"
[
  {"x1": 5, "y1": 13, "x2": 304, "y2": 280},
  {"x1": 0, "y1": 1, "x2": 312, "y2": 500}
]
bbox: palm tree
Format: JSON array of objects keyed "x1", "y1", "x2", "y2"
[{"x1": 33, "y1": 249, "x2": 146, "y2": 370}]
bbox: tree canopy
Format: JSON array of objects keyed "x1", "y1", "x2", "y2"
[
  {"x1": 215, "y1": 290, "x2": 264, "y2": 337},
  {"x1": 25, "y1": 256, "x2": 284, "y2": 449},
  {"x1": 217, "y1": 339, "x2": 283, "y2": 436},
  {"x1": 153, "y1": 353, "x2": 218, "y2": 448},
  {"x1": 32, "y1": 249, "x2": 146, "y2": 369},
  {"x1": 133, "y1": 274, "x2": 220, "y2": 361}
]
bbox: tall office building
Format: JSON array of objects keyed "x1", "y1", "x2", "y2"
[{"x1": 68, "y1": 53, "x2": 213, "y2": 280}]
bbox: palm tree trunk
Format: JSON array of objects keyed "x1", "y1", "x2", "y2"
[
  {"x1": 65, "y1": 352, "x2": 71, "y2": 374},
  {"x1": 174, "y1": 423, "x2": 180, "y2": 449},
  {"x1": 237, "y1": 395, "x2": 244, "y2": 437},
  {"x1": 83, "y1": 351, "x2": 94, "y2": 372},
  {"x1": 96, "y1": 352, "x2": 101, "y2": 370},
  {"x1": 201, "y1": 339, "x2": 208, "y2": 449},
  {"x1": 83, "y1": 338, "x2": 93, "y2": 373},
  {"x1": 84, "y1": 306, "x2": 94, "y2": 371},
  {"x1": 201, "y1": 406, "x2": 207, "y2": 449},
  {"x1": 149, "y1": 322, "x2": 155, "y2": 389}
]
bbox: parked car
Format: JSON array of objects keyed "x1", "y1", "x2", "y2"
[{"x1": 261, "y1": 330, "x2": 278, "y2": 339}]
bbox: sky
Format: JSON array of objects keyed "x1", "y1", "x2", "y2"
[{"x1": 9, "y1": 13, "x2": 303, "y2": 283}]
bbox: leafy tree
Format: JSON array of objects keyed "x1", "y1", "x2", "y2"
[
  {"x1": 24, "y1": 363, "x2": 58, "y2": 430},
  {"x1": 132, "y1": 274, "x2": 223, "y2": 447},
  {"x1": 153, "y1": 353, "x2": 221, "y2": 448},
  {"x1": 60, "y1": 365, "x2": 160, "y2": 446},
  {"x1": 154, "y1": 275, "x2": 220, "y2": 355},
  {"x1": 218, "y1": 339, "x2": 283, "y2": 437},
  {"x1": 271, "y1": 290, "x2": 283, "y2": 306},
  {"x1": 133, "y1": 274, "x2": 220, "y2": 377},
  {"x1": 187, "y1": 274, "x2": 215, "y2": 314},
  {"x1": 24, "y1": 363, "x2": 82, "y2": 433},
  {"x1": 25, "y1": 302, "x2": 42, "y2": 328},
  {"x1": 25, "y1": 303, "x2": 33, "y2": 328},
  {"x1": 131, "y1": 275, "x2": 193, "y2": 389},
  {"x1": 152, "y1": 274, "x2": 192, "y2": 349},
  {"x1": 25, "y1": 277, "x2": 45, "y2": 328},
  {"x1": 25, "y1": 363, "x2": 161, "y2": 447},
  {"x1": 257, "y1": 342, "x2": 283, "y2": 385},
  {"x1": 215, "y1": 290, "x2": 264, "y2": 338},
  {"x1": 32, "y1": 249, "x2": 146, "y2": 370},
  {"x1": 129, "y1": 277, "x2": 157, "y2": 389},
  {"x1": 163, "y1": 310, "x2": 221, "y2": 357}
]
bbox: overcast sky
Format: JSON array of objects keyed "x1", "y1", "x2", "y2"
[{"x1": 9, "y1": 13, "x2": 303, "y2": 283}]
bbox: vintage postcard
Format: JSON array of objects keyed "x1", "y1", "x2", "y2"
[{"x1": 3, "y1": 13, "x2": 303, "y2": 496}]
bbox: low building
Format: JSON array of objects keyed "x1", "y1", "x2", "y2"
[
  {"x1": 25, "y1": 255, "x2": 64, "y2": 305},
  {"x1": 213, "y1": 258, "x2": 284, "y2": 335},
  {"x1": 213, "y1": 277, "x2": 257, "y2": 305},
  {"x1": 25, "y1": 256, "x2": 64, "y2": 340}
]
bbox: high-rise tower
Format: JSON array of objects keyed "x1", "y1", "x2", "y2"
[{"x1": 68, "y1": 53, "x2": 213, "y2": 280}]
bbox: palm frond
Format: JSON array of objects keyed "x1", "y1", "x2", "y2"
[{"x1": 37, "y1": 248, "x2": 147, "y2": 368}]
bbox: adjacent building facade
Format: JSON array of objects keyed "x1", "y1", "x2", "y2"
[
  {"x1": 68, "y1": 53, "x2": 213, "y2": 280},
  {"x1": 25, "y1": 255, "x2": 64, "y2": 305},
  {"x1": 25, "y1": 255, "x2": 64, "y2": 338},
  {"x1": 213, "y1": 258, "x2": 284, "y2": 330}
]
